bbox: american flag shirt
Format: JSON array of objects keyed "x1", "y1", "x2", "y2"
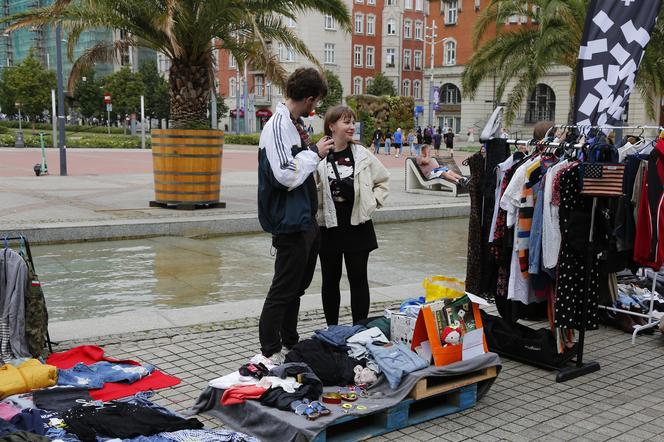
[{"x1": 580, "y1": 163, "x2": 625, "y2": 197}]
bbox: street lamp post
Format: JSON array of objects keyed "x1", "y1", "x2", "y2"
[
  {"x1": 55, "y1": 23, "x2": 67, "y2": 176},
  {"x1": 426, "y1": 19, "x2": 449, "y2": 128},
  {"x1": 14, "y1": 101, "x2": 24, "y2": 148}
]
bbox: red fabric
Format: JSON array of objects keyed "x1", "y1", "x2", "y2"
[
  {"x1": 46, "y1": 345, "x2": 180, "y2": 401},
  {"x1": 220, "y1": 385, "x2": 267, "y2": 406},
  {"x1": 634, "y1": 171, "x2": 664, "y2": 270}
]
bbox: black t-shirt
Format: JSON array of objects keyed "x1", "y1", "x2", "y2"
[
  {"x1": 320, "y1": 146, "x2": 378, "y2": 254},
  {"x1": 373, "y1": 130, "x2": 383, "y2": 141},
  {"x1": 327, "y1": 146, "x2": 355, "y2": 207},
  {"x1": 444, "y1": 132, "x2": 455, "y2": 147}
]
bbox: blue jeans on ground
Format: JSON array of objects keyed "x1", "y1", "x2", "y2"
[
  {"x1": 384, "y1": 139, "x2": 391, "y2": 154},
  {"x1": 368, "y1": 342, "x2": 428, "y2": 389},
  {"x1": 57, "y1": 361, "x2": 154, "y2": 388}
]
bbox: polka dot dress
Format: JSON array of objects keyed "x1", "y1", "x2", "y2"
[{"x1": 554, "y1": 166, "x2": 600, "y2": 330}]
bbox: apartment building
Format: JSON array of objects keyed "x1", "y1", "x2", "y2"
[
  {"x1": 0, "y1": 1, "x2": 154, "y2": 82},
  {"x1": 425, "y1": 0, "x2": 659, "y2": 137},
  {"x1": 218, "y1": 0, "x2": 430, "y2": 133}
]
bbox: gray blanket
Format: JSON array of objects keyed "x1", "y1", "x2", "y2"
[{"x1": 191, "y1": 352, "x2": 501, "y2": 442}]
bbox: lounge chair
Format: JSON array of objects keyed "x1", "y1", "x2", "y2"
[{"x1": 405, "y1": 157, "x2": 467, "y2": 197}]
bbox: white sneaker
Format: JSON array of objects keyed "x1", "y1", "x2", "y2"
[{"x1": 267, "y1": 351, "x2": 286, "y2": 366}]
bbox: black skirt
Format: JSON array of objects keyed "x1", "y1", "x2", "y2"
[{"x1": 320, "y1": 202, "x2": 378, "y2": 254}]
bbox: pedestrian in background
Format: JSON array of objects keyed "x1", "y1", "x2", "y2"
[
  {"x1": 384, "y1": 128, "x2": 392, "y2": 155},
  {"x1": 432, "y1": 128, "x2": 442, "y2": 156},
  {"x1": 443, "y1": 128, "x2": 455, "y2": 157},
  {"x1": 423, "y1": 127, "x2": 432, "y2": 145},
  {"x1": 372, "y1": 126, "x2": 383, "y2": 155},
  {"x1": 407, "y1": 129, "x2": 416, "y2": 156},
  {"x1": 316, "y1": 105, "x2": 390, "y2": 325},
  {"x1": 257, "y1": 68, "x2": 334, "y2": 364},
  {"x1": 393, "y1": 127, "x2": 403, "y2": 158}
]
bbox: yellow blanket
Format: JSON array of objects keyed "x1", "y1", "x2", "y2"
[{"x1": 0, "y1": 359, "x2": 57, "y2": 399}]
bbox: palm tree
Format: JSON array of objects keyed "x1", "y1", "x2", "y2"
[
  {"x1": 2, "y1": 0, "x2": 351, "y2": 128},
  {"x1": 462, "y1": 0, "x2": 664, "y2": 125}
]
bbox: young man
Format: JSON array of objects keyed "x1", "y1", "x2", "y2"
[
  {"x1": 372, "y1": 126, "x2": 383, "y2": 154},
  {"x1": 432, "y1": 128, "x2": 442, "y2": 155},
  {"x1": 257, "y1": 68, "x2": 335, "y2": 364},
  {"x1": 444, "y1": 128, "x2": 455, "y2": 156}
]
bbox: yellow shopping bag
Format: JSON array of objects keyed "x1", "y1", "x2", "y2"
[{"x1": 422, "y1": 276, "x2": 466, "y2": 302}]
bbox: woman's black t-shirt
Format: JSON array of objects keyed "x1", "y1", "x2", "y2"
[{"x1": 321, "y1": 145, "x2": 378, "y2": 254}]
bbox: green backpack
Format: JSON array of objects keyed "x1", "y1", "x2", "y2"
[{"x1": 24, "y1": 262, "x2": 49, "y2": 358}]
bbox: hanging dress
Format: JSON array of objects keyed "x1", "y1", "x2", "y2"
[{"x1": 554, "y1": 166, "x2": 600, "y2": 330}]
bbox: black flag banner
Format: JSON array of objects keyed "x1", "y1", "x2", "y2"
[{"x1": 574, "y1": 0, "x2": 662, "y2": 127}]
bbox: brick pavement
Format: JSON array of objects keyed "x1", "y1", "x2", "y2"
[{"x1": 60, "y1": 303, "x2": 664, "y2": 441}]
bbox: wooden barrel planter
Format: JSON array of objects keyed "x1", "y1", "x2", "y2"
[{"x1": 149, "y1": 129, "x2": 226, "y2": 209}]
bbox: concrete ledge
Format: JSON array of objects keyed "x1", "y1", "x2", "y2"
[
  {"x1": 3, "y1": 204, "x2": 469, "y2": 244},
  {"x1": 49, "y1": 282, "x2": 419, "y2": 341}
]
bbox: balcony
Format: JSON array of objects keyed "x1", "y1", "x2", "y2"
[
  {"x1": 254, "y1": 94, "x2": 272, "y2": 106},
  {"x1": 386, "y1": 63, "x2": 395, "y2": 68}
]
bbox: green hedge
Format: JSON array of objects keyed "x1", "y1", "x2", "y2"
[
  {"x1": 0, "y1": 133, "x2": 146, "y2": 148},
  {"x1": 0, "y1": 120, "x2": 128, "y2": 135}
]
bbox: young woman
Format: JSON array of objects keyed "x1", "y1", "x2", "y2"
[{"x1": 316, "y1": 105, "x2": 390, "y2": 325}]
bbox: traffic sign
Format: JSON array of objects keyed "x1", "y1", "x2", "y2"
[
  {"x1": 103, "y1": 93, "x2": 112, "y2": 104},
  {"x1": 106, "y1": 103, "x2": 112, "y2": 112}
]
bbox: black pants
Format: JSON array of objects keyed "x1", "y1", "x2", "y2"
[
  {"x1": 319, "y1": 250, "x2": 371, "y2": 326},
  {"x1": 259, "y1": 224, "x2": 320, "y2": 357}
]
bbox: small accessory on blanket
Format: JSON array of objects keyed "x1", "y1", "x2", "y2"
[{"x1": 321, "y1": 393, "x2": 342, "y2": 404}]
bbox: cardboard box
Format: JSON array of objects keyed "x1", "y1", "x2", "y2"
[{"x1": 411, "y1": 293, "x2": 489, "y2": 366}]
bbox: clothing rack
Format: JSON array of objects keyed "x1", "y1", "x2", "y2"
[
  {"x1": 489, "y1": 133, "x2": 600, "y2": 382},
  {"x1": 2, "y1": 235, "x2": 55, "y2": 353}
]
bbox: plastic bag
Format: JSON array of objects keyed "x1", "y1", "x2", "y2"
[{"x1": 422, "y1": 276, "x2": 465, "y2": 302}]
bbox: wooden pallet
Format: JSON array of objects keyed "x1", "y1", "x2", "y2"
[
  {"x1": 409, "y1": 366, "x2": 498, "y2": 400},
  {"x1": 312, "y1": 383, "x2": 478, "y2": 442}
]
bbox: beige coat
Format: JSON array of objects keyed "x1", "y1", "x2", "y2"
[{"x1": 316, "y1": 144, "x2": 390, "y2": 228}]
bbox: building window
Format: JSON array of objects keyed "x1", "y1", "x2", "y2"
[
  {"x1": 445, "y1": 0, "x2": 459, "y2": 25},
  {"x1": 324, "y1": 43, "x2": 335, "y2": 64},
  {"x1": 286, "y1": 46, "x2": 295, "y2": 62},
  {"x1": 414, "y1": 21, "x2": 423, "y2": 40},
  {"x1": 325, "y1": 15, "x2": 336, "y2": 30},
  {"x1": 366, "y1": 46, "x2": 375, "y2": 68},
  {"x1": 368, "y1": 0, "x2": 375, "y2": 4},
  {"x1": 229, "y1": 78, "x2": 237, "y2": 98},
  {"x1": 475, "y1": 0, "x2": 481, "y2": 10},
  {"x1": 415, "y1": 0, "x2": 424, "y2": 11},
  {"x1": 441, "y1": 83, "x2": 461, "y2": 104},
  {"x1": 354, "y1": 45, "x2": 363, "y2": 67},
  {"x1": 366, "y1": 77, "x2": 374, "y2": 89},
  {"x1": 403, "y1": 79, "x2": 411, "y2": 96},
  {"x1": 444, "y1": 40, "x2": 456, "y2": 65},
  {"x1": 255, "y1": 75, "x2": 264, "y2": 96},
  {"x1": 286, "y1": 17, "x2": 296, "y2": 28},
  {"x1": 404, "y1": 20, "x2": 412, "y2": 39},
  {"x1": 367, "y1": 15, "x2": 375, "y2": 35},
  {"x1": 387, "y1": 19, "x2": 397, "y2": 35},
  {"x1": 414, "y1": 50, "x2": 422, "y2": 70},
  {"x1": 403, "y1": 49, "x2": 412, "y2": 70},
  {"x1": 355, "y1": 0, "x2": 363, "y2": 3},
  {"x1": 413, "y1": 80, "x2": 421, "y2": 99},
  {"x1": 355, "y1": 13, "x2": 364, "y2": 34},
  {"x1": 405, "y1": 0, "x2": 413, "y2": 9},
  {"x1": 525, "y1": 84, "x2": 556, "y2": 123},
  {"x1": 386, "y1": 48, "x2": 396, "y2": 67},
  {"x1": 508, "y1": 15, "x2": 519, "y2": 24},
  {"x1": 228, "y1": 54, "x2": 236, "y2": 69},
  {"x1": 354, "y1": 77, "x2": 363, "y2": 95},
  {"x1": 386, "y1": 0, "x2": 395, "y2": 5},
  {"x1": 277, "y1": 43, "x2": 284, "y2": 61}
]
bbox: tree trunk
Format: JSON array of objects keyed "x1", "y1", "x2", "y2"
[{"x1": 169, "y1": 59, "x2": 212, "y2": 128}]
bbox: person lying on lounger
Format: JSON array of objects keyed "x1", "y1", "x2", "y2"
[{"x1": 416, "y1": 144, "x2": 468, "y2": 185}]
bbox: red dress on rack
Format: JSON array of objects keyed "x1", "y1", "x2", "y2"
[{"x1": 634, "y1": 138, "x2": 664, "y2": 270}]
